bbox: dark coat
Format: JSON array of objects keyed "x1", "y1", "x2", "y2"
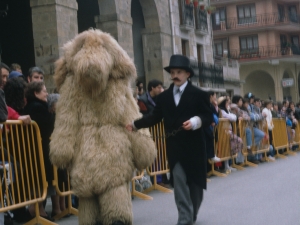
[
  {"x1": 134, "y1": 82, "x2": 213, "y2": 189},
  {"x1": 138, "y1": 92, "x2": 156, "y2": 115},
  {"x1": 24, "y1": 97, "x2": 55, "y2": 183}
]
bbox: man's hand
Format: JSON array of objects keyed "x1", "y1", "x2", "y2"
[
  {"x1": 19, "y1": 115, "x2": 31, "y2": 125},
  {"x1": 125, "y1": 124, "x2": 133, "y2": 132},
  {"x1": 182, "y1": 120, "x2": 192, "y2": 130}
]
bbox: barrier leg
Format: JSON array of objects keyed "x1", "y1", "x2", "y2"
[
  {"x1": 275, "y1": 149, "x2": 287, "y2": 159},
  {"x1": 207, "y1": 161, "x2": 227, "y2": 177},
  {"x1": 24, "y1": 202, "x2": 58, "y2": 225},
  {"x1": 239, "y1": 154, "x2": 258, "y2": 167},
  {"x1": 52, "y1": 195, "x2": 79, "y2": 221},
  {"x1": 231, "y1": 157, "x2": 245, "y2": 170},
  {"x1": 284, "y1": 148, "x2": 297, "y2": 156},
  {"x1": 131, "y1": 180, "x2": 153, "y2": 200},
  {"x1": 143, "y1": 175, "x2": 173, "y2": 194}
]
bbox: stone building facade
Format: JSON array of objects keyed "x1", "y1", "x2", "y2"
[{"x1": 0, "y1": 0, "x2": 240, "y2": 94}]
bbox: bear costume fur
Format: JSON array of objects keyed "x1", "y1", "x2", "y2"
[{"x1": 49, "y1": 29, "x2": 157, "y2": 225}]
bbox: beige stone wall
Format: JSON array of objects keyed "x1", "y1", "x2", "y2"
[{"x1": 30, "y1": 0, "x2": 78, "y2": 92}]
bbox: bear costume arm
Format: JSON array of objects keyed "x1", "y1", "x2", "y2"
[{"x1": 126, "y1": 128, "x2": 157, "y2": 171}]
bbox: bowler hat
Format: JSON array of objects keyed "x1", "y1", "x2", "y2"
[{"x1": 164, "y1": 55, "x2": 194, "y2": 78}]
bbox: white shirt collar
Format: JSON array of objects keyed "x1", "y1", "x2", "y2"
[{"x1": 173, "y1": 81, "x2": 188, "y2": 95}]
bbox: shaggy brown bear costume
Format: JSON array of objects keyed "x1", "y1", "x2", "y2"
[{"x1": 50, "y1": 29, "x2": 157, "y2": 225}]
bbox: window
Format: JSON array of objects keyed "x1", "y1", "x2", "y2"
[
  {"x1": 280, "y1": 35, "x2": 287, "y2": 47},
  {"x1": 214, "y1": 43, "x2": 223, "y2": 56},
  {"x1": 237, "y1": 4, "x2": 256, "y2": 24},
  {"x1": 197, "y1": 44, "x2": 203, "y2": 62},
  {"x1": 181, "y1": 39, "x2": 189, "y2": 56},
  {"x1": 214, "y1": 8, "x2": 226, "y2": 25},
  {"x1": 278, "y1": 5, "x2": 285, "y2": 22},
  {"x1": 240, "y1": 35, "x2": 258, "y2": 51},
  {"x1": 291, "y1": 36, "x2": 299, "y2": 47},
  {"x1": 289, "y1": 6, "x2": 298, "y2": 22}
]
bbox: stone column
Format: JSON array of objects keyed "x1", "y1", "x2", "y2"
[
  {"x1": 95, "y1": 14, "x2": 134, "y2": 59},
  {"x1": 30, "y1": 0, "x2": 78, "y2": 91},
  {"x1": 141, "y1": 29, "x2": 173, "y2": 87},
  {"x1": 274, "y1": 65, "x2": 283, "y2": 101}
]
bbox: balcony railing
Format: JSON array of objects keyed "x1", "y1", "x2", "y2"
[
  {"x1": 192, "y1": 61, "x2": 224, "y2": 87},
  {"x1": 179, "y1": 0, "x2": 195, "y2": 28},
  {"x1": 213, "y1": 12, "x2": 300, "y2": 31},
  {"x1": 214, "y1": 56, "x2": 240, "y2": 81},
  {"x1": 229, "y1": 45, "x2": 300, "y2": 60},
  {"x1": 195, "y1": 8, "x2": 208, "y2": 33}
]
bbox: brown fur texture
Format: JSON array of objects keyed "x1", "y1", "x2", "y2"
[{"x1": 50, "y1": 29, "x2": 156, "y2": 225}]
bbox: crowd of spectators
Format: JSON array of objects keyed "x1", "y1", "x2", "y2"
[{"x1": 0, "y1": 62, "x2": 68, "y2": 224}]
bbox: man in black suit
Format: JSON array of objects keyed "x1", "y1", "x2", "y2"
[{"x1": 126, "y1": 55, "x2": 213, "y2": 225}]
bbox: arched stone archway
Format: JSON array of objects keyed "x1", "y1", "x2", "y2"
[
  {"x1": 96, "y1": 0, "x2": 172, "y2": 84},
  {"x1": 0, "y1": 1, "x2": 35, "y2": 74},
  {"x1": 244, "y1": 70, "x2": 276, "y2": 101},
  {"x1": 77, "y1": 0, "x2": 99, "y2": 32}
]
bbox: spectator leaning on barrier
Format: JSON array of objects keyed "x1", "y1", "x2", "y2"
[
  {"x1": 204, "y1": 91, "x2": 220, "y2": 163},
  {"x1": 0, "y1": 64, "x2": 8, "y2": 225},
  {"x1": 271, "y1": 102, "x2": 280, "y2": 118},
  {"x1": 231, "y1": 95, "x2": 252, "y2": 163},
  {"x1": 27, "y1": 67, "x2": 44, "y2": 83},
  {"x1": 0, "y1": 62, "x2": 10, "y2": 89},
  {"x1": 262, "y1": 100, "x2": 276, "y2": 161},
  {"x1": 24, "y1": 82, "x2": 55, "y2": 221},
  {"x1": 218, "y1": 96, "x2": 243, "y2": 172}
]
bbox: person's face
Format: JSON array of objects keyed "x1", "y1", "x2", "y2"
[
  {"x1": 244, "y1": 102, "x2": 249, "y2": 109},
  {"x1": 255, "y1": 101, "x2": 260, "y2": 107},
  {"x1": 237, "y1": 98, "x2": 243, "y2": 107},
  {"x1": 151, "y1": 85, "x2": 163, "y2": 96},
  {"x1": 267, "y1": 103, "x2": 272, "y2": 110},
  {"x1": 34, "y1": 85, "x2": 48, "y2": 102},
  {"x1": 250, "y1": 98, "x2": 254, "y2": 104},
  {"x1": 273, "y1": 105, "x2": 278, "y2": 111},
  {"x1": 28, "y1": 72, "x2": 44, "y2": 83},
  {"x1": 290, "y1": 104, "x2": 295, "y2": 110},
  {"x1": 1, "y1": 68, "x2": 9, "y2": 88},
  {"x1": 138, "y1": 84, "x2": 143, "y2": 95},
  {"x1": 170, "y1": 68, "x2": 190, "y2": 87},
  {"x1": 225, "y1": 100, "x2": 229, "y2": 109}
]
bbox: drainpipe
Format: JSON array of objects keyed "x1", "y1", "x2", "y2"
[{"x1": 169, "y1": 0, "x2": 175, "y2": 54}]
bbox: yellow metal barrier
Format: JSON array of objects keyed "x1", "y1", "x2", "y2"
[
  {"x1": 252, "y1": 120, "x2": 272, "y2": 162},
  {"x1": 52, "y1": 166, "x2": 78, "y2": 220},
  {"x1": 131, "y1": 170, "x2": 152, "y2": 200},
  {"x1": 272, "y1": 118, "x2": 293, "y2": 158},
  {"x1": 293, "y1": 123, "x2": 300, "y2": 151},
  {"x1": 0, "y1": 120, "x2": 57, "y2": 225},
  {"x1": 238, "y1": 119, "x2": 258, "y2": 167},
  {"x1": 208, "y1": 119, "x2": 239, "y2": 177},
  {"x1": 145, "y1": 121, "x2": 172, "y2": 194}
]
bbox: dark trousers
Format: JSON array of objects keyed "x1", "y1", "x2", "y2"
[{"x1": 173, "y1": 163, "x2": 203, "y2": 225}]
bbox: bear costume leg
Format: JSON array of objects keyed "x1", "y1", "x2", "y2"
[
  {"x1": 78, "y1": 196, "x2": 99, "y2": 225},
  {"x1": 98, "y1": 183, "x2": 132, "y2": 225}
]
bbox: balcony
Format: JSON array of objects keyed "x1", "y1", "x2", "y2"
[
  {"x1": 192, "y1": 61, "x2": 224, "y2": 88},
  {"x1": 214, "y1": 56, "x2": 240, "y2": 82},
  {"x1": 195, "y1": 8, "x2": 208, "y2": 35},
  {"x1": 210, "y1": 0, "x2": 260, "y2": 6},
  {"x1": 179, "y1": 0, "x2": 195, "y2": 30},
  {"x1": 213, "y1": 12, "x2": 300, "y2": 35},
  {"x1": 229, "y1": 45, "x2": 300, "y2": 63}
]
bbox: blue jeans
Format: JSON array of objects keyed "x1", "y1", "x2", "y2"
[
  {"x1": 245, "y1": 127, "x2": 252, "y2": 146},
  {"x1": 269, "y1": 145, "x2": 275, "y2": 157},
  {"x1": 254, "y1": 127, "x2": 264, "y2": 146}
]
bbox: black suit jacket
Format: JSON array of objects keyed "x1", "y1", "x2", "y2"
[{"x1": 134, "y1": 82, "x2": 213, "y2": 189}]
